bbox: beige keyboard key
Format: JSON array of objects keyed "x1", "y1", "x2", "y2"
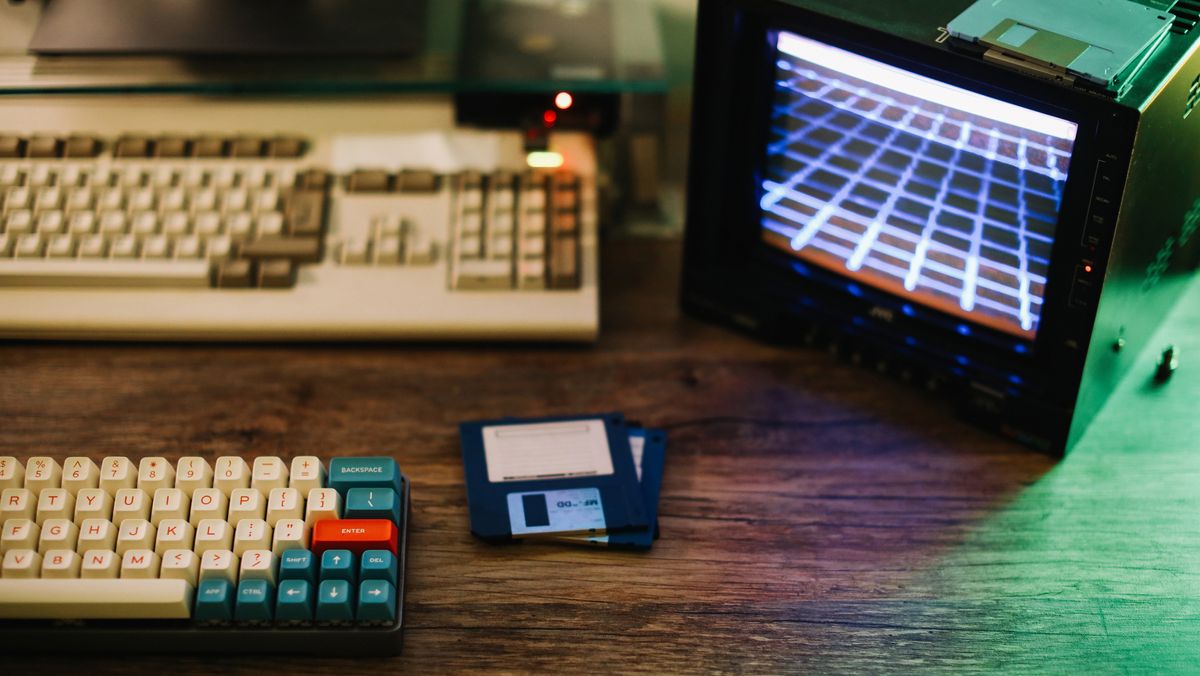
[
  {"x1": 233, "y1": 519, "x2": 270, "y2": 556},
  {"x1": 99, "y1": 456, "x2": 137, "y2": 492},
  {"x1": 1, "y1": 488, "x2": 35, "y2": 522},
  {"x1": 271, "y1": 518, "x2": 308, "y2": 557},
  {"x1": 194, "y1": 519, "x2": 233, "y2": 555},
  {"x1": 266, "y1": 488, "x2": 303, "y2": 526},
  {"x1": 24, "y1": 457, "x2": 61, "y2": 493},
  {"x1": 0, "y1": 578, "x2": 192, "y2": 618},
  {"x1": 175, "y1": 456, "x2": 213, "y2": 494},
  {"x1": 35, "y1": 488, "x2": 74, "y2": 525},
  {"x1": 251, "y1": 457, "x2": 288, "y2": 492},
  {"x1": 41, "y1": 549, "x2": 81, "y2": 578},
  {"x1": 214, "y1": 456, "x2": 251, "y2": 492},
  {"x1": 153, "y1": 519, "x2": 194, "y2": 555},
  {"x1": 189, "y1": 488, "x2": 228, "y2": 526},
  {"x1": 0, "y1": 457, "x2": 24, "y2": 490},
  {"x1": 120, "y1": 549, "x2": 160, "y2": 579},
  {"x1": 150, "y1": 488, "x2": 189, "y2": 526},
  {"x1": 305, "y1": 488, "x2": 341, "y2": 527},
  {"x1": 61, "y1": 457, "x2": 100, "y2": 493},
  {"x1": 160, "y1": 549, "x2": 199, "y2": 586},
  {"x1": 80, "y1": 549, "x2": 120, "y2": 579},
  {"x1": 115, "y1": 519, "x2": 155, "y2": 555},
  {"x1": 239, "y1": 549, "x2": 277, "y2": 584},
  {"x1": 137, "y1": 457, "x2": 174, "y2": 493},
  {"x1": 2, "y1": 549, "x2": 41, "y2": 578},
  {"x1": 199, "y1": 549, "x2": 239, "y2": 585},
  {"x1": 37, "y1": 518, "x2": 78, "y2": 554},
  {"x1": 74, "y1": 488, "x2": 113, "y2": 524},
  {"x1": 1, "y1": 519, "x2": 38, "y2": 553},
  {"x1": 77, "y1": 518, "x2": 116, "y2": 553},
  {"x1": 288, "y1": 456, "x2": 325, "y2": 493},
  {"x1": 228, "y1": 488, "x2": 265, "y2": 526},
  {"x1": 112, "y1": 488, "x2": 151, "y2": 522}
]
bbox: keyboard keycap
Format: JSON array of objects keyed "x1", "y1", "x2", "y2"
[
  {"x1": 175, "y1": 456, "x2": 214, "y2": 495},
  {"x1": 112, "y1": 488, "x2": 150, "y2": 522},
  {"x1": 311, "y1": 519, "x2": 398, "y2": 556},
  {"x1": 276, "y1": 579, "x2": 313, "y2": 624},
  {"x1": 62, "y1": 457, "x2": 100, "y2": 493},
  {"x1": 357, "y1": 579, "x2": 397, "y2": 625},
  {"x1": 239, "y1": 549, "x2": 277, "y2": 584},
  {"x1": 120, "y1": 549, "x2": 160, "y2": 578},
  {"x1": 160, "y1": 549, "x2": 199, "y2": 585},
  {"x1": 228, "y1": 488, "x2": 266, "y2": 525},
  {"x1": 35, "y1": 488, "x2": 74, "y2": 524},
  {"x1": 0, "y1": 259, "x2": 210, "y2": 287},
  {"x1": 251, "y1": 457, "x2": 289, "y2": 491},
  {"x1": 1, "y1": 488, "x2": 35, "y2": 522},
  {"x1": 154, "y1": 519, "x2": 194, "y2": 554},
  {"x1": 316, "y1": 579, "x2": 353, "y2": 624},
  {"x1": 271, "y1": 518, "x2": 308, "y2": 556},
  {"x1": 25, "y1": 457, "x2": 61, "y2": 493},
  {"x1": 190, "y1": 489, "x2": 229, "y2": 526},
  {"x1": 1, "y1": 519, "x2": 38, "y2": 553},
  {"x1": 345, "y1": 487, "x2": 402, "y2": 525},
  {"x1": 289, "y1": 456, "x2": 325, "y2": 493},
  {"x1": 37, "y1": 518, "x2": 78, "y2": 553},
  {"x1": 195, "y1": 519, "x2": 233, "y2": 555},
  {"x1": 235, "y1": 579, "x2": 274, "y2": 624},
  {"x1": 42, "y1": 548, "x2": 82, "y2": 578},
  {"x1": 74, "y1": 489, "x2": 113, "y2": 524},
  {"x1": 304, "y1": 487, "x2": 342, "y2": 527},
  {"x1": 77, "y1": 518, "x2": 116, "y2": 552},
  {"x1": 199, "y1": 549, "x2": 239, "y2": 585},
  {"x1": 195, "y1": 579, "x2": 235, "y2": 624},
  {"x1": 320, "y1": 549, "x2": 355, "y2": 583},
  {"x1": 0, "y1": 457, "x2": 23, "y2": 490},
  {"x1": 327, "y1": 457, "x2": 402, "y2": 497},
  {"x1": 79, "y1": 549, "x2": 119, "y2": 579},
  {"x1": 279, "y1": 549, "x2": 317, "y2": 584},
  {"x1": 0, "y1": 578, "x2": 192, "y2": 618},
  {"x1": 100, "y1": 456, "x2": 136, "y2": 492},
  {"x1": 360, "y1": 549, "x2": 398, "y2": 586}
]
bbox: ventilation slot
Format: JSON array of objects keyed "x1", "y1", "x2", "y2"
[
  {"x1": 1187, "y1": 74, "x2": 1200, "y2": 118},
  {"x1": 1170, "y1": 0, "x2": 1200, "y2": 34}
]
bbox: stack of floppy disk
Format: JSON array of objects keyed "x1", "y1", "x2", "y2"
[{"x1": 459, "y1": 413, "x2": 667, "y2": 549}]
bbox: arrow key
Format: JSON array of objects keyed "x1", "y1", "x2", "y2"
[
  {"x1": 357, "y1": 579, "x2": 397, "y2": 626},
  {"x1": 320, "y1": 548, "x2": 355, "y2": 584},
  {"x1": 276, "y1": 579, "x2": 313, "y2": 625},
  {"x1": 316, "y1": 579, "x2": 354, "y2": 625}
]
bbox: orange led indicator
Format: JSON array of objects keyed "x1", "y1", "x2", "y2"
[
  {"x1": 543, "y1": 109, "x2": 557, "y2": 126},
  {"x1": 554, "y1": 91, "x2": 574, "y2": 110},
  {"x1": 1084, "y1": 265, "x2": 1093, "y2": 273}
]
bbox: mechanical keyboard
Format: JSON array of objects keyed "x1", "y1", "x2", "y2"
[
  {"x1": 0, "y1": 454, "x2": 410, "y2": 655},
  {"x1": 0, "y1": 96, "x2": 599, "y2": 340}
]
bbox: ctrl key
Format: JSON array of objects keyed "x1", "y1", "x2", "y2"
[
  {"x1": 194, "y1": 579, "x2": 235, "y2": 625},
  {"x1": 235, "y1": 579, "x2": 275, "y2": 625}
]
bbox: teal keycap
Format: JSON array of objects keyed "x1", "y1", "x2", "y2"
[
  {"x1": 328, "y1": 457, "x2": 402, "y2": 498},
  {"x1": 234, "y1": 579, "x2": 274, "y2": 624},
  {"x1": 357, "y1": 580, "x2": 397, "y2": 625},
  {"x1": 194, "y1": 579, "x2": 234, "y2": 623},
  {"x1": 279, "y1": 549, "x2": 317, "y2": 585},
  {"x1": 321, "y1": 549, "x2": 355, "y2": 583},
  {"x1": 276, "y1": 579, "x2": 313, "y2": 624},
  {"x1": 316, "y1": 579, "x2": 354, "y2": 623},
  {"x1": 360, "y1": 549, "x2": 398, "y2": 586},
  {"x1": 345, "y1": 487, "x2": 402, "y2": 525}
]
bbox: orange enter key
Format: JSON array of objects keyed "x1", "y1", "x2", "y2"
[{"x1": 311, "y1": 519, "x2": 398, "y2": 555}]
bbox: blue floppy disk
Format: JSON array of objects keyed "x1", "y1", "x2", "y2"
[
  {"x1": 460, "y1": 413, "x2": 648, "y2": 541},
  {"x1": 556, "y1": 428, "x2": 666, "y2": 550}
]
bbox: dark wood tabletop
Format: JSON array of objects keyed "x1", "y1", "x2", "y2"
[{"x1": 4, "y1": 237, "x2": 1200, "y2": 672}]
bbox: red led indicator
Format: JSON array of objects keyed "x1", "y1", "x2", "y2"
[
  {"x1": 543, "y1": 110, "x2": 557, "y2": 127},
  {"x1": 1084, "y1": 265, "x2": 1093, "y2": 273},
  {"x1": 554, "y1": 91, "x2": 574, "y2": 110}
]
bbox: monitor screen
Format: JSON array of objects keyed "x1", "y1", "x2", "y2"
[{"x1": 760, "y1": 31, "x2": 1079, "y2": 339}]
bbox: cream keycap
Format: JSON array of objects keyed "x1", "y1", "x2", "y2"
[
  {"x1": 160, "y1": 549, "x2": 199, "y2": 586},
  {"x1": 137, "y1": 457, "x2": 174, "y2": 493},
  {"x1": 289, "y1": 456, "x2": 325, "y2": 493},
  {"x1": 35, "y1": 488, "x2": 74, "y2": 525},
  {"x1": 76, "y1": 518, "x2": 117, "y2": 553},
  {"x1": 24, "y1": 457, "x2": 61, "y2": 494},
  {"x1": 79, "y1": 549, "x2": 119, "y2": 579},
  {"x1": 37, "y1": 518, "x2": 78, "y2": 554},
  {"x1": 154, "y1": 519, "x2": 194, "y2": 555},
  {"x1": 0, "y1": 579, "x2": 192, "y2": 618},
  {"x1": 228, "y1": 488, "x2": 265, "y2": 525},
  {"x1": 214, "y1": 456, "x2": 251, "y2": 492},
  {"x1": 0, "y1": 488, "x2": 35, "y2": 522},
  {"x1": 251, "y1": 456, "x2": 289, "y2": 492},
  {"x1": 150, "y1": 488, "x2": 190, "y2": 526},
  {"x1": 41, "y1": 549, "x2": 82, "y2": 578},
  {"x1": 194, "y1": 519, "x2": 233, "y2": 555},
  {"x1": 2, "y1": 549, "x2": 41, "y2": 578},
  {"x1": 73, "y1": 488, "x2": 113, "y2": 524},
  {"x1": 189, "y1": 488, "x2": 228, "y2": 526},
  {"x1": 120, "y1": 549, "x2": 160, "y2": 578},
  {"x1": 271, "y1": 518, "x2": 308, "y2": 557},
  {"x1": 99, "y1": 456, "x2": 137, "y2": 492},
  {"x1": 199, "y1": 549, "x2": 239, "y2": 585},
  {"x1": 61, "y1": 456, "x2": 100, "y2": 493},
  {"x1": 0, "y1": 457, "x2": 25, "y2": 490},
  {"x1": 239, "y1": 549, "x2": 277, "y2": 584},
  {"x1": 1, "y1": 519, "x2": 39, "y2": 553},
  {"x1": 266, "y1": 487, "x2": 303, "y2": 526},
  {"x1": 175, "y1": 456, "x2": 214, "y2": 494},
  {"x1": 112, "y1": 488, "x2": 151, "y2": 522},
  {"x1": 115, "y1": 519, "x2": 155, "y2": 555},
  {"x1": 233, "y1": 518, "x2": 271, "y2": 556},
  {"x1": 305, "y1": 488, "x2": 342, "y2": 527}
]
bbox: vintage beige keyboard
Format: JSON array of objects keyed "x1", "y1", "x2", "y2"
[
  {"x1": 0, "y1": 454, "x2": 410, "y2": 655},
  {"x1": 0, "y1": 96, "x2": 599, "y2": 340}
]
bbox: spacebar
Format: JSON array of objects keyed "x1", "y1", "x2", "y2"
[
  {"x1": 0, "y1": 260, "x2": 211, "y2": 287},
  {"x1": 0, "y1": 579, "x2": 193, "y2": 618}
]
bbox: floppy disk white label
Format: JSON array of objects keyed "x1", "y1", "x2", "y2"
[{"x1": 482, "y1": 418, "x2": 615, "y2": 483}]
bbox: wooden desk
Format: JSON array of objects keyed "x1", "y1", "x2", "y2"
[{"x1": 4, "y1": 238, "x2": 1200, "y2": 671}]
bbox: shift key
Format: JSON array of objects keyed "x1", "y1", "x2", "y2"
[{"x1": 328, "y1": 457, "x2": 402, "y2": 497}]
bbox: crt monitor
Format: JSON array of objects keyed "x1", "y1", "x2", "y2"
[{"x1": 682, "y1": 0, "x2": 1200, "y2": 452}]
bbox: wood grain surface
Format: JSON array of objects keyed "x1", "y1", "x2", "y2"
[{"x1": 4, "y1": 237, "x2": 1200, "y2": 673}]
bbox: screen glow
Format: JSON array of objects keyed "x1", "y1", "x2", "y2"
[{"x1": 762, "y1": 32, "x2": 1079, "y2": 338}]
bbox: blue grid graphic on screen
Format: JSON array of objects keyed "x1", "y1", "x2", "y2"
[{"x1": 760, "y1": 32, "x2": 1078, "y2": 338}]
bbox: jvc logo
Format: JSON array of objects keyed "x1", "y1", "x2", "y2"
[{"x1": 1143, "y1": 197, "x2": 1200, "y2": 293}]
